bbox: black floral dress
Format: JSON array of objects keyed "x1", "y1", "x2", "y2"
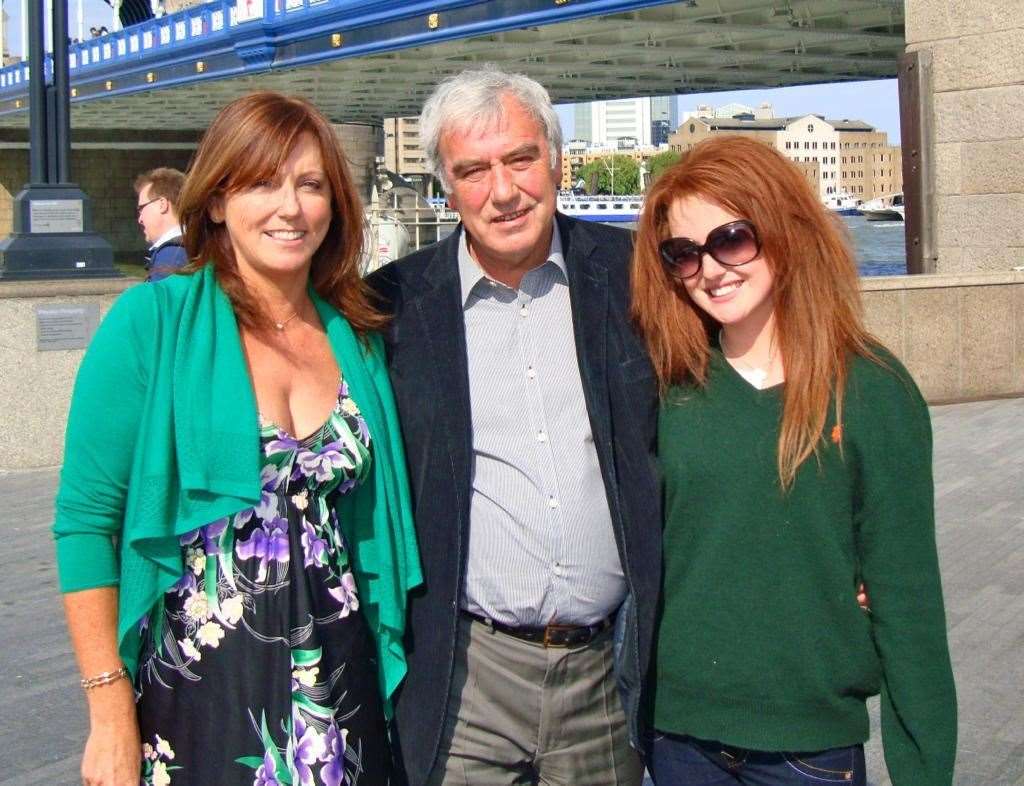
[{"x1": 135, "y1": 378, "x2": 388, "y2": 786}]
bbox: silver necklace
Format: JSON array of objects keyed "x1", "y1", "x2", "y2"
[
  {"x1": 273, "y1": 311, "x2": 300, "y2": 331},
  {"x1": 719, "y1": 329, "x2": 775, "y2": 388}
]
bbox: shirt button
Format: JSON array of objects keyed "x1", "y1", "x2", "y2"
[
  {"x1": 537, "y1": 431, "x2": 548, "y2": 443},
  {"x1": 526, "y1": 367, "x2": 536, "y2": 379},
  {"x1": 520, "y1": 306, "x2": 529, "y2": 317},
  {"x1": 548, "y1": 496, "x2": 559, "y2": 508}
]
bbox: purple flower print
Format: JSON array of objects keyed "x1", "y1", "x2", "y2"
[
  {"x1": 234, "y1": 506, "x2": 255, "y2": 528},
  {"x1": 253, "y1": 464, "x2": 286, "y2": 522},
  {"x1": 236, "y1": 518, "x2": 290, "y2": 581},
  {"x1": 253, "y1": 749, "x2": 281, "y2": 786},
  {"x1": 178, "y1": 528, "x2": 201, "y2": 547},
  {"x1": 264, "y1": 429, "x2": 300, "y2": 458},
  {"x1": 327, "y1": 572, "x2": 359, "y2": 616},
  {"x1": 355, "y1": 418, "x2": 370, "y2": 444},
  {"x1": 297, "y1": 447, "x2": 352, "y2": 484},
  {"x1": 292, "y1": 712, "x2": 325, "y2": 786},
  {"x1": 200, "y1": 518, "x2": 229, "y2": 553},
  {"x1": 320, "y1": 722, "x2": 349, "y2": 786},
  {"x1": 169, "y1": 570, "x2": 197, "y2": 597},
  {"x1": 301, "y1": 519, "x2": 329, "y2": 569}
]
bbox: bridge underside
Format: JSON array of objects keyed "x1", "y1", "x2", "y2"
[{"x1": 1, "y1": 0, "x2": 905, "y2": 129}]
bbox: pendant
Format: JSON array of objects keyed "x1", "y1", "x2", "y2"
[{"x1": 748, "y1": 368, "x2": 768, "y2": 388}]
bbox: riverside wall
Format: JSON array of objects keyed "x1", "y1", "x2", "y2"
[{"x1": 1, "y1": 271, "x2": 1023, "y2": 471}]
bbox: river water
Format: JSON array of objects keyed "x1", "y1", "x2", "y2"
[{"x1": 615, "y1": 213, "x2": 907, "y2": 277}]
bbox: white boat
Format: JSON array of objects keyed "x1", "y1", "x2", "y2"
[
  {"x1": 823, "y1": 191, "x2": 863, "y2": 216},
  {"x1": 557, "y1": 193, "x2": 643, "y2": 223},
  {"x1": 859, "y1": 193, "x2": 905, "y2": 222}
]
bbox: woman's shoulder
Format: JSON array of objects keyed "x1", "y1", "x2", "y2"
[{"x1": 845, "y1": 343, "x2": 928, "y2": 422}]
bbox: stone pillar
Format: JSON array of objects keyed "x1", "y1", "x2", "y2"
[
  {"x1": 905, "y1": 2, "x2": 1024, "y2": 274},
  {"x1": 333, "y1": 122, "x2": 383, "y2": 204}
]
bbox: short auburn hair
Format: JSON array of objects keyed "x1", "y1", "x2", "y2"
[
  {"x1": 177, "y1": 91, "x2": 384, "y2": 334},
  {"x1": 631, "y1": 135, "x2": 880, "y2": 488},
  {"x1": 134, "y1": 167, "x2": 185, "y2": 209}
]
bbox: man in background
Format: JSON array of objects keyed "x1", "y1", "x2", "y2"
[{"x1": 134, "y1": 167, "x2": 187, "y2": 282}]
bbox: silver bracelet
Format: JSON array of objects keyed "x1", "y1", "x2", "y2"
[{"x1": 80, "y1": 666, "x2": 129, "y2": 690}]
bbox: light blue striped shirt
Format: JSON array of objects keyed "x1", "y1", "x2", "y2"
[{"x1": 458, "y1": 224, "x2": 626, "y2": 627}]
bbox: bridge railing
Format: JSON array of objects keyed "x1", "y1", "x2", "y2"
[{"x1": 0, "y1": 0, "x2": 338, "y2": 94}]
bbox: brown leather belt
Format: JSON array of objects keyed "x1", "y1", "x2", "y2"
[{"x1": 463, "y1": 611, "x2": 612, "y2": 648}]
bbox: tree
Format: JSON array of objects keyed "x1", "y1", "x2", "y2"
[
  {"x1": 648, "y1": 150, "x2": 682, "y2": 185},
  {"x1": 577, "y1": 155, "x2": 640, "y2": 195}
]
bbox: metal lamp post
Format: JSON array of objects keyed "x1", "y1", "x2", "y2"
[{"x1": 0, "y1": 0, "x2": 117, "y2": 280}]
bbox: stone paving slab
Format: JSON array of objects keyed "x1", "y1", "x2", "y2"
[{"x1": 2, "y1": 397, "x2": 1022, "y2": 785}]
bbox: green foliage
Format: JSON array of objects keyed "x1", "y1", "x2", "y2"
[
  {"x1": 578, "y1": 155, "x2": 641, "y2": 195},
  {"x1": 648, "y1": 150, "x2": 683, "y2": 185}
]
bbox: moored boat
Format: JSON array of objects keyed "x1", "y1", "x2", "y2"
[
  {"x1": 557, "y1": 192, "x2": 643, "y2": 222},
  {"x1": 823, "y1": 191, "x2": 863, "y2": 216},
  {"x1": 859, "y1": 192, "x2": 905, "y2": 222}
]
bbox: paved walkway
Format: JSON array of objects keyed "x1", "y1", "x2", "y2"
[{"x1": 1, "y1": 397, "x2": 1022, "y2": 785}]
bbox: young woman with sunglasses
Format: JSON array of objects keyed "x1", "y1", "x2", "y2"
[{"x1": 631, "y1": 135, "x2": 956, "y2": 785}]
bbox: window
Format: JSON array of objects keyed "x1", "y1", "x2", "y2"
[
  {"x1": 812, "y1": 142, "x2": 818, "y2": 149},
  {"x1": 807, "y1": 124, "x2": 814, "y2": 133},
  {"x1": 689, "y1": 123, "x2": 696, "y2": 133}
]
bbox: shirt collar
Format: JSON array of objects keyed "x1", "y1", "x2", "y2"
[
  {"x1": 150, "y1": 225, "x2": 183, "y2": 250},
  {"x1": 457, "y1": 221, "x2": 565, "y2": 306}
]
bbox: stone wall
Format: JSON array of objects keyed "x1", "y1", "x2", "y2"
[
  {"x1": 905, "y1": 1, "x2": 1024, "y2": 274},
  {"x1": 2, "y1": 271, "x2": 1022, "y2": 471},
  {"x1": 0, "y1": 123, "x2": 382, "y2": 264},
  {"x1": 862, "y1": 271, "x2": 1024, "y2": 402}
]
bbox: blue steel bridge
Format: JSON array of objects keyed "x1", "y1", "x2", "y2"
[{"x1": 0, "y1": 0, "x2": 905, "y2": 129}]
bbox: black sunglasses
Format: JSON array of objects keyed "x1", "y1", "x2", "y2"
[
  {"x1": 136, "y1": 197, "x2": 162, "y2": 216},
  {"x1": 659, "y1": 220, "x2": 761, "y2": 280}
]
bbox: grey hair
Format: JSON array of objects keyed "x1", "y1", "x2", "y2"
[{"x1": 419, "y1": 65, "x2": 563, "y2": 192}]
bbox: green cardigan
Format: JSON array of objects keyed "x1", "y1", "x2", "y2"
[{"x1": 53, "y1": 266, "x2": 422, "y2": 710}]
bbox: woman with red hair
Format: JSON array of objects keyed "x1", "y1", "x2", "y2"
[{"x1": 632, "y1": 135, "x2": 956, "y2": 785}]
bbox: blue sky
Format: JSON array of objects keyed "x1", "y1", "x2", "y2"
[{"x1": 555, "y1": 79, "x2": 902, "y2": 145}]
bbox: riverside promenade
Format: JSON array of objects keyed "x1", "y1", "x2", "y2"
[{"x1": 1, "y1": 397, "x2": 1022, "y2": 785}]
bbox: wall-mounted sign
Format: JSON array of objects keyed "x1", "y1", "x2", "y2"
[
  {"x1": 36, "y1": 304, "x2": 100, "y2": 351},
  {"x1": 30, "y1": 199, "x2": 84, "y2": 233}
]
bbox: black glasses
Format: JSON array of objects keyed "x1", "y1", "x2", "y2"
[
  {"x1": 136, "y1": 197, "x2": 161, "y2": 216},
  {"x1": 659, "y1": 220, "x2": 761, "y2": 280}
]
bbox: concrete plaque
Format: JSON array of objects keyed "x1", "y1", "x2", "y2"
[
  {"x1": 36, "y1": 304, "x2": 100, "y2": 351},
  {"x1": 29, "y1": 199, "x2": 84, "y2": 233}
]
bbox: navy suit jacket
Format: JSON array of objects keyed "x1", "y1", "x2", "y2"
[{"x1": 368, "y1": 213, "x2": 661, "y2": 785}]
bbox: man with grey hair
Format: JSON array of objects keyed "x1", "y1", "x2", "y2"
[{"x1": 369, "y1": 65, "x2": 660, "y2": 786}]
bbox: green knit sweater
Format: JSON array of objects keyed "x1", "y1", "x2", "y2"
[{"x1": 653, "y1": 348, "x2": 956, "y2": 785}]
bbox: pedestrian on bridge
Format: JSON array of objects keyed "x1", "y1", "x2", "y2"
[
  {"x1": 133, "y1": 166, "x2": 187, "y2": 282},
  {"x1": 54, "y1": 91, "x2": 420, "y2": 786}
]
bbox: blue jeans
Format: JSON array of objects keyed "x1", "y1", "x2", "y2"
[{"x1": 647, "y1": 731, "x2": 866, "y2": 785}]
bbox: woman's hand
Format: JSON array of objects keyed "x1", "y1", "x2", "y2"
[
  {"x1": 62, "y1": 588, "x2": 141, "y2": 786},
  {"x1": 81, "y1": 697, "x2": 141, "y2": 786}
]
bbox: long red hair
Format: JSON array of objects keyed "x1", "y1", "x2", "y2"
[
  {"x1": 632, "y1": 135, "x2": 879, "y2": 488},
  {"x1": 177, "y1": 91, "x2": 385, "y2": 335}
]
